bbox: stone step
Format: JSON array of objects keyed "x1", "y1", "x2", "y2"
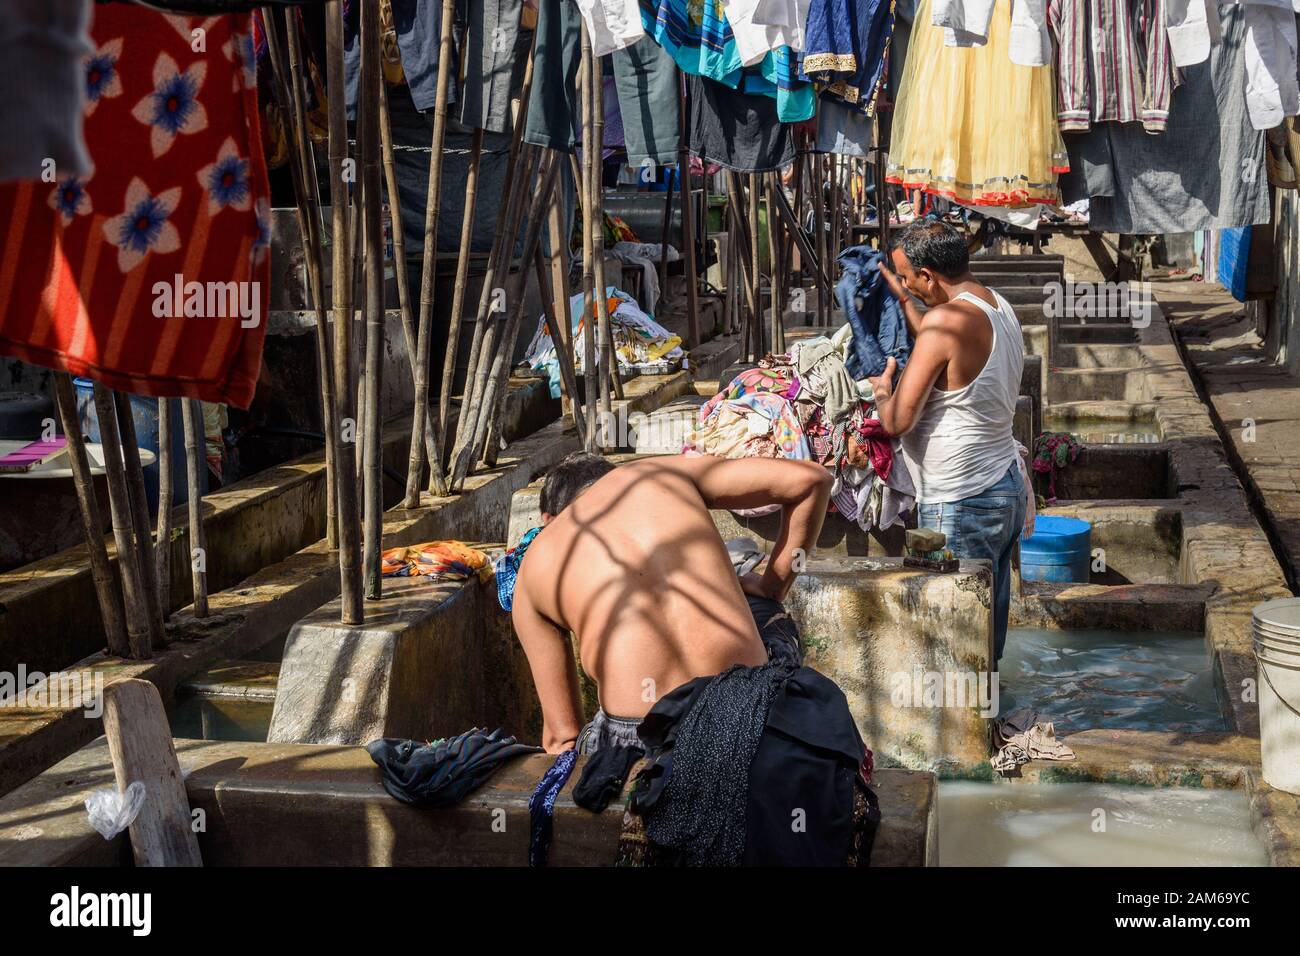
[
  {"x1": 0, "y1": 736, "x2": 938, "y2": 866},
  {"x1": 1011, "y1": 581, "x2": 1213, "y2": 633}
]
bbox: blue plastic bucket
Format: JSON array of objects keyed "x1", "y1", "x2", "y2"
[
  {"x1": 1020, "y1": 515, "x2": 1092, "y2": 583},
  {"x1": 72, "y1": 378, "x2": 200, "y2": 515}
]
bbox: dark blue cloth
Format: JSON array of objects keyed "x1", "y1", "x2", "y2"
[
  {"x1": 366, "y1": 728, "x2": 541, "y2": 807},
  {"x1": 835, "y1": 245, "x2": 911, "y2": 379},
  {"x1": 528, "y1": 749, "x2": 577, "y2": 866},
  {"x1": 344, "y1": 0, "x2": 458, "y2": 117},
  {"x1": 801, "y1": 0, "x2": 894, "y2": 113}
]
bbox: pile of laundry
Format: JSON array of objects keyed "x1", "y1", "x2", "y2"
[
  {"x1": 684, "y1": 331, "x2": 916, "y2": 531},
  {"x1": 380, "y1": 541, "x2": 492, "y2": 581},
  {"x1": 522, "y1": 288, "x2": 685, "y2": 399},
  {"x1": 990, "y1": 708, "x2": 1077, "y2": 774}
]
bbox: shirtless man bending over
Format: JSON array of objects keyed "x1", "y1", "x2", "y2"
[{"x1": 509, "y1": 452, "x2": 832, "y2": 754}]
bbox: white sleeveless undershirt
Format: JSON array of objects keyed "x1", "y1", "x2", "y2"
[{"x1": 899, "y1": 289, "x2": 1024, "y2": 504}]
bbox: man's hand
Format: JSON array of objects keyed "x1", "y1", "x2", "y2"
[
  {"x1": 868, "y1": 356, "x2": 898, "y2": 404},
  {"x1": 878, "y1": 259, "x2": 907, "y2": 303}
]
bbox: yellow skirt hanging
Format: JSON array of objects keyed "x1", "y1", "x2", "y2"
[{"x1": 886, "y1": 0, "x2": 1068, "y2": 207}]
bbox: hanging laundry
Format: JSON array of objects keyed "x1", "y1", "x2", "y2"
[
  {"x1": 815, "y1": 97, "x2": 875, "y2": 156},
  {"x1": 0, "y1": 5, "x2": 270, "y2": 408},
  {"x1": 641, "y1": 0, "x2": 816, "y2": 121},
  {"x1": 1238, "y1": 1, "x2": 1300, "y2": 131},
  {"x1": 528, "y1": 749, "x2": 578, "y2": 866},
  {"x1": 1166, "y1": 0, "x2": 1223, "y2": 66},
  {"x1": 689, "y1": 74, "x2": 795, "y2": 172},
  {"x1": 802, "y1": 0, "x2": 896, "y2": 112},
  {"x1": 1047, "y1": 0, "x2": 1181, "y2": 134},
  {"x1": 380, "y1": 541, "x2": 492, "y2": 580},
  {"x1": 525, "y1": 0, "x2": 583, "y2": 153},
  {"x1": 0, "y1": 0, "x2": 92, "y2": 185},
  {"x1": 611, "y1": 37, "x2": 682, "y2": 168},
  {"x1": 460, "y1": 0, "x2": 531, "y2": 134},
  {"x1": 522, "y1": 288, "x2": 685, "y2": 398},
  {"x1": 343, "y1": 0, "x2": 460, "y2": 117},
  {"x1": 932, "y1": 0, "x2": 1051, "y2": 66},
  {"x1": 1057, "y1": 5, "x2": 1269, "y2": 234},
  {"x1": 1031, "y1": 431, "x2": 1080, "y2": 504},
  {"x1": 576, "y1": 0, "x2": 646, "y2": 56},
  {"x1": 835, "y1": 246, "x2": 912, "y2": 379},
  {"x1": 367, "y1": 729, "x2": 543, "y2": 807},
  {"x1": 723, "y1": 0, "x2": 811, "y2": 65},
  {"x1": 886, "y1": 0, "x2": 1067, "y2": 206},
  {"x1": 573, "y1": 743, "x2": 645, "y2": 812}
]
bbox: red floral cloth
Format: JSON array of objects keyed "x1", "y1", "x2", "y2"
[{"x1": 0, "y1": 6, "x2": 270, "y2": 408}]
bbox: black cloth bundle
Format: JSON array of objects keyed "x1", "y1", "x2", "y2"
[{"x1": 366, "y1": 727, "x2": 541, "y2": 807}]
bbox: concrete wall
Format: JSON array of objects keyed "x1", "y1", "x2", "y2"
[{"x1": 1264, "y1": 189, "x2": 1300, "y2": 377}]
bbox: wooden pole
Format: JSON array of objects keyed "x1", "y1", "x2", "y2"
[
  {"x1": 113, "y1": 396, "x2": 165, "y2": 649},
  {"x1": 52, "y1": 373, "x2": 128, "y2": 656},
  {"x1": 476, "y1": 153, "x2": 561, "y2": 467},
  {"x1": 91, "y1": 385, "x2": 152, "y2": 658},
  {"x1": 326, "y1": 0, "x2": 362, "y2": 623},
  {"x1": 544, "y1": 186, "x2": 586, "y2": 437},
  {"x1": 678, "y1": 72, "x2": 701, "y2": 349},
  {"x1": 436, "y1": 126, "x2": 484, "y2": 465},
  {"x1": 360, "y1": 0, "x2": 385, "y2": 600},
  {"x1": 748, "y1": 173, "x2": 763, "y2": 358},
  {"x1": 589, "y1": 46, "x2": 622, "y2": 413},
  {"x1": 268, "y1": 7, "x2": 340, "y2": 551},
  {"x1": 448, "y1": 145, "x2": 541, "y2": 484},
  {"x1": 405, "y1": 0, "x2": 457, "y2": 507},
  {"x1": 180, "y1": 399, "x2": 208, "y2": 620},
  {"x1": 767, "y1": 173, "x2": 784, "y2": 354},
  {"x1": 813, "y1": 152, "x2": 827, "y2": 325},
  {"x1": 102, "y1": 679, "x2": 202, "y2": 867},
  {"x1": 154, "y1": 397, "x2": 174, "y2": 623}
]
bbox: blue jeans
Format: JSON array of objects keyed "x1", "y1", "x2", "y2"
[{"x1": 917, "y1": 464, "x2": 1026, "y2": 662}]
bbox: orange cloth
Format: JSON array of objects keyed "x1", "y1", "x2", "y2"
[{"x1": 380, "y1": 541, "x2": 492, "y2": 580}]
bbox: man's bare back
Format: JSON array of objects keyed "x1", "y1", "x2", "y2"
[{"x1": 511, "y1": 455, "x2": 831, "y2": 752}]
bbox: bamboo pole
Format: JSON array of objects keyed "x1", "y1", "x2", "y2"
[
  {"x1": 767, "y1": 173, "x2": 783, "y2": 355},
  {"x1": 436, "y1": 125, "x2": 483, "y2": 464},
  {"x1": 748, "y1": 173, "x2": 763, "y2": 358},
  {"x1": 678, "y1": 72, "x2": 701, "y2": 349},
  {"x1": 360, "y1": 0, "x2": 385, "y2": 600},
  {"x1": 325, "y1": 0, "x2": 362, "y2": 623},
  {"x1": 268, "y1": 7, "x2": 341, "y2": 551},
  {"x1": 405, "y1": 0, "x2": 457, "y2": 506},
  {"x1": 544, "y1": 185, "x2": 585, "y2": 436},
  {"x1": 53, "y1": 373, "x2": 128, "y2": 656},
  {"x1": 657, "y1": 164, "x2": 674, "y2": 306},
  {"x1": 813, "y1": 152, "x2": 827, "y2": 325},
  {"x1": 92, "y1": 385, "x2": 152, "y2": 657},
  {"x1": 154, "y1": 397, "x2": 173, "y2": 623},
  {"x1": 448, "y1": 144, "x2": 541, "y2": 484},
  {"x1": 589, "y1": 44, "x2": 621, "y2": 416},
  {"x1": 179, "y1": 399, "x2": 208, "y2": 620},
  {"x1": 476, "y1": 153, "x2": 561, "y2": 467},
  {"x1": 113, "y1": 396, "x2": 165, "y2": 649},
  {"x1": 576, "y1": 70, "x2": 598, "y2": 451}
]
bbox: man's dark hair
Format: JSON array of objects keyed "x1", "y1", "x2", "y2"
[
  {"x1": 891, "y1": 219, "x2": 970, "y2": 279},
  {"x1": 540, "y1": 452, "x2": 616, "y2": 516}
]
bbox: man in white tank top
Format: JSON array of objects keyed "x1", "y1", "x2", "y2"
[{"x1": 869, "y1": 220, "x2": 1028, "y2": 662}]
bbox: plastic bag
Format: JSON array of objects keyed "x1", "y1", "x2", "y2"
[{"x1": 84, "y1": 781, "x2": 146, "y2": 840}]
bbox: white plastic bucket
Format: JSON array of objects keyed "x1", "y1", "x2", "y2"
[{"x1": 1253, "y1": 598, "x2": 1300, "y2": 795}]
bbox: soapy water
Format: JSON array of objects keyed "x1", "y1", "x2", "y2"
[
  {"x1": 939, "y1": 781, "x2": 1266, "y2": 866},
  {"x1": 998, "y1": 628, "x2": 1223, "y2": 734}
]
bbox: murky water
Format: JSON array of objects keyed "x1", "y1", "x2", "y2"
[
  {"x1": 939, "y1": 781, "x2": 1267, "y2": 866},
  {"x1": 170, "y1": 695, "x2": 272, "y2": 742},
  {"x1": 998, "y1": 628, "x2": 1223, "y2": 734},
  {"x1": 1043, "y1": 417, "x2": 1161, "y2": 444}
]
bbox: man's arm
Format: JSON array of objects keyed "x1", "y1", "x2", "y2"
[
  {"x1": 642, "y1": 456, "x2": 832, "y2": 601},
  {"x1": 878, "y1": 260, "x2": 927, "y2": 338},
  {"x1": 511, "y1": 576, "x2": 585, "y2": 753},
  {"x1": 870, "y1": 310, "x2": 954, "y2": 437}
]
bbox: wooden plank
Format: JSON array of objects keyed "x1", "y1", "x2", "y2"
[{"x1": 102, "y1": 678, "x2": 201, "y2": 866}]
